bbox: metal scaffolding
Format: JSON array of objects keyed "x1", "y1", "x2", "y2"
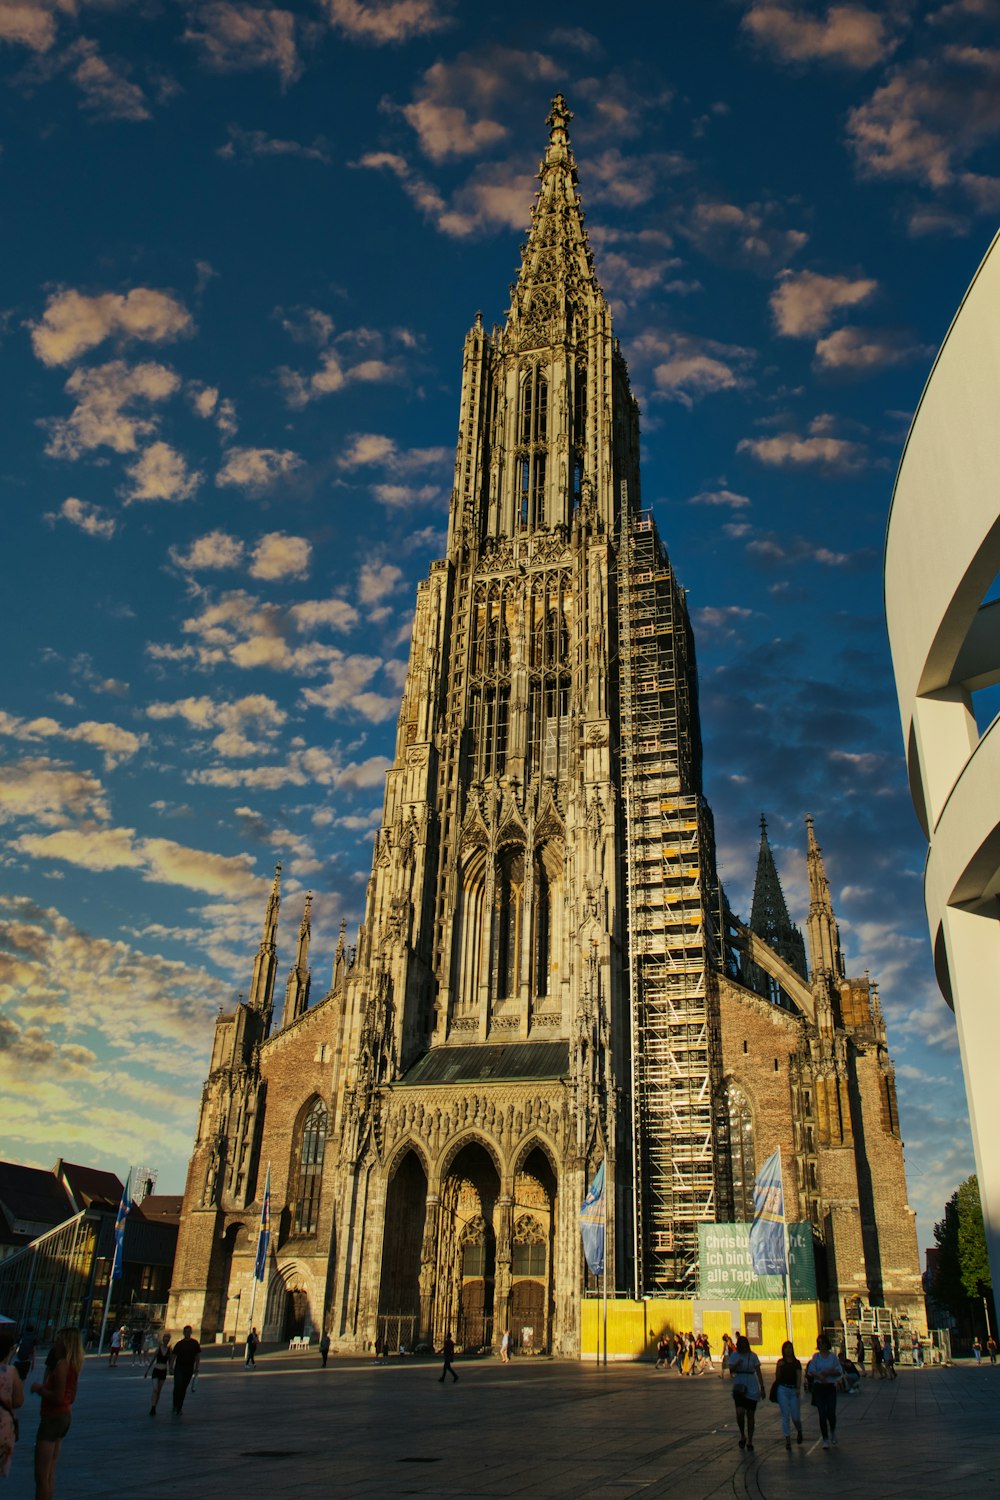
[{"x1": 618, "y1": 506, "x2": 721, "y2": 1292}]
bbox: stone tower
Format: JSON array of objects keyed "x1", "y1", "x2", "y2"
[{"x1": 168, "y1": 98, "x2": 926, "y2": 1354}]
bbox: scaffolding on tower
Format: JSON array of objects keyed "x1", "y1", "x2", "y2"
[{"x1": 617, "y1": 500, "x2": 725, "y2": 1293}]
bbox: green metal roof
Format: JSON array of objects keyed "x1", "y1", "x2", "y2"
[{"x1": 397, "y1": 1041, "x2": 570, "y2": 1087}]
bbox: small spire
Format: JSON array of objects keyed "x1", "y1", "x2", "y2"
[
  {"x1": 749, "y1": 815, "x2": 807, "y2": 984},
  {"x1": 546, "y1": 93, "x2": 572, "y2": 147},
  {"x1": 248, "y1": 863, "x2": 281, "y2": 1018},
  {"x1": 805, "y1": 815, "x2": 844, "y2": 981}
]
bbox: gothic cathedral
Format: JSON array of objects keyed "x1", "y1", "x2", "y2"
[{"x1": 167, "y1": 99, "x2": 925, "y2": 1354}]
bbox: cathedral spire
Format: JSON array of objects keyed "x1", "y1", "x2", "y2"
[
  {"x1": 281, "y1": 891, "x2": 312, "y2": 1029},
  {"x1": 748, "y1": 815, "x2": 807, "y2": 982},
  {"x1": 248, "y1": 863, "x2": 281, "y2": 1020},
  {"x1": 805, "y1": 816, "x2": 844, "y2": 981},
  {"x1": 506, "y1": 93, "x2": 598, "y2": 334}
]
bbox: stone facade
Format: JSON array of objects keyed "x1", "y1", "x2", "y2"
[{"x1": 167, "y1": 97, "x2": 925, "y2": 1355}]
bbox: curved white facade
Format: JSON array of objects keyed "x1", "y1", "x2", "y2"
[{"x1": 886, "y1": 228, "x2": 1000, "y2": 1302}]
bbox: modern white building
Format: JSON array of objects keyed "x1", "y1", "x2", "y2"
[{"x1": 885, "y1": 227, "x2": 1000, "y2": 1303}]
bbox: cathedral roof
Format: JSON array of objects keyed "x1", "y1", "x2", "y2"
[{"x1": 398, "y1": 1040, "x2": 570, "y2": 1086}]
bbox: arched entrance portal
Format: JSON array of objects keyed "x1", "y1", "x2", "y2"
[
  {"x1": 377, "y1": 1149, "x2": 427, "y2": 1353},
  {"x1": 437, "y1": 1141, "x2": 500, "y2": 1353},
  {"x1": 508, "y1": 1146, "x2": 557, "y2": 1354}
]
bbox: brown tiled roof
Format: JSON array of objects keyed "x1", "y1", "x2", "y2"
[
  {"x1": 133, "y1": 1195, "x2": 182, "y2": 1225},
  {"x1": 0, "y1": 1162, "x2": 73, "y2": 1244},
  {"x1": 57, "y1": 1160, "x2": 124, "y2": 1212}
]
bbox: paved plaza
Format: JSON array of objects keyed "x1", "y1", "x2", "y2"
[{"x1": 6, "y1": 1349, "x2": 998, "y2": 1498}]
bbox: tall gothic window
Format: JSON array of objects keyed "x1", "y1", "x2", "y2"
[
  {"x1": 727, "y1": 1083, "x2": 755, "y2": 1222},
  {"x1": 534, "y1": 861, "x2": 550, "y2": 997},
  {"x1": 491, "y1": 850, "x2": 524, "y2": 1000},
  {"x1": 520, "y1": 367, "x2": 548, "y2": 444},
  {"x1": 293, "y1": 1098, "x2": 327, "y2": 1235}
]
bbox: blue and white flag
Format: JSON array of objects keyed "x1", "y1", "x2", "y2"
[
  {"x1": 111, "y1": 1168, "x2": 132, "y2": 1282},
  {"x1": 579, "y1": 1161, "x2": 605, "y2": 1278},
  {"x1": 749, "y1": 1149, "x2": 786, "y2": 1276},
  {"x1": 253, "y1": 1165, "x2": 271, "y2": 1282}
]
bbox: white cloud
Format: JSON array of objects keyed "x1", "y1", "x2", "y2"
[
  {"x1": 742, "y1": 3, "x2": 893, "y2": 69},
  {"x1": 123, "y1": 441, "x2": 202, "y2": 503},
  {"x1": 737, "y1": 431, "x2": 868, "y2": 470},
  {"x1": 371, "y1": 483, "x2": 442, "y2": 508},
  {"x1": 68, "y1": 39, "x2": 151, "y2": 120},
  {"x1": 632, "y1": 331, "x2": 754, "y2": 408},
  {"x1": 813, "y1": 325, "x2": 928, "y2": 371},
  {"x1": 31, "y1": 287, "x2": 193, "y2": 367},
  {"x1": 299, "y1": 655, "x2": 397, "y2": 720},
  {"x1": 148, "y1": 692, "x2": 287, "y2": 758},
  {"x1": 217, "y1": 124, "x2": 332, "y2": 163},
  {"x1": 0, "y1": 0, "x2": 68, "y2": 52},
  {"x1": 289, "y1": 598, "x2": 359, "y2": 632},
  {"x1": 277, "y1": 322, "x2": 408, "y2": 408},
  {"x1": 155, "y1": 587, "x2": 360, "y2": 675},
  {"x1": 248, "y1": 531, "x2": 312, "y2": 580},
  {"x1": 771, "y1": 269, "x2": 878, "y2": 336},
  {"x1": 357, "y1": 149, "x2": 538, "y2": 239},
  {"x1": 44, "y1": 360, "x2": 181, "y2": 460},
  {"x1": 183, "y1": 2, "x2": 306, "y2": 88},
  {"x1": 323, "y1": 0, "x2": 451, "y2": 44},
  {"x1": 846, "y1": 48, "x2": 1000, "y2": 193},
  {"x1": 170, "y1": 529, "x2": 246, "y2": 571},
  {"x1": 677, "y1": 197, "x2": 809, "y2": 270},
  {"x1": 14, "y1": 826, "x2": 267, "y2": 898},
  {"x1": 216, "y1": 446, "x2": 304, "y2": 495},
  {"x1": 358, "y1": 561, "x2": 403, "y2": 604},
  {"x1": 0, "y1": 710, "x2": 145, "y2": 770},
  {"x1": 689, "y1": 488, "x2": 751, "y2": 509},
  {"x1": 0, "y1": 757, "x2": 110, "y2": 827},
  {"x1": 45, "y1": 497, "x2": 117, "y2": 539}
]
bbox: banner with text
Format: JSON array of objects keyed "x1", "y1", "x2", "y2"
[{"x1": 697, "y1": 1222, "x2": 817, "y2": 1301}]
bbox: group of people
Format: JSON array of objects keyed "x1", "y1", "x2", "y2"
[
  {"x1": 0, "y1": 1324, "x2": 84, "y2": 1499},
  {"x1": 727, "y1": 1333, "x2": 849, "y2": 1453},
  {"x1": 654, "y1": 1332, "x2": 714, "y2": 1374}
]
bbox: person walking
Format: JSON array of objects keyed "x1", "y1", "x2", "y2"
[
  {"x1": 438, "y1": 1332, "x2": 458, "y2": 1384},
  {"x1": 773, "y1": 1340, "x2": 804, "y2": 1450},
  {"x1": 13, "y1": 1325, "x2": 36, "y2": 1386},
  {"x1": 500, "y1": 1329, "x2": 511, "y2": 1364},
  {"x1": 806, "y1": 1334, "x2": 844, "y2": 1450},
  {"x1": 144, "y1": 1334, "x2": 171, "y2": 1416},
  {"x1": 654, "y1": 1336, "x2": 669, "y2": 1369},
  {"x1": 319, "y1": 1331, "x2": 330, "y2": 1368},
  {"x1": 972, "y1": 1337, "x2": 983, "y2": 1365},
  {"x1": 171, "y1": 1326, "x2": 200, "y2": 1415},
  {"x1": 882, "y1": 1334, "x2": 897, "y2": 1379},
  {"x1": 31, "y1": 1326, "x2": 82, "y2": 1500},
  {"x1": 108, "y1": 1327, "x2": 121, "y2": 1368},
  {"x1": 720, "y1": 1332, "x2": 734, "y2": 1378},
  {"x1": 245, "y1": 1327, "x2": 259, "y2": 1368},
  {"x1": 0, "y1": 1332, "x2": 25, "y2": 1480},
  {"x1": 855, "y1": 1333, "x2": 865, "y2": 1370},
  {"x1": 728, "y1": 1335, "x2": 765, "y2": 1452},
  {"x1": 987, "y1": 1336, "x2": 997, "y2": 1366},
  {"x1": 871, "y1": 1334, "x2": 884, "y2": 1377}
]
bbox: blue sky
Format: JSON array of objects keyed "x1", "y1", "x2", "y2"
[{"x1": 1, "y1": 0, "x2": 996, "y2": 1250}]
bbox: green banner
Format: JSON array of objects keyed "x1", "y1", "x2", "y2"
[{"x1": 697, "y1": 1222, "x2": 817, "y2": 1301}]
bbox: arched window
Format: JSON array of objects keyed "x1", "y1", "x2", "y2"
[
  {"x1": 491, "y1": 850, "x2": 524, "y2": 1000},
  {"x1": 293, "y1": 1098, "x2": 327, "y2": 1235},
  {"x1": 727, "y1": 1084, "x2": 755, "y2": 1222},
  {"x1": 534, "y1": 862, "x2": 550, "y2": 998},
  {"x1": 512, "y1": 1214, "x2": 547, "y2": 1276}
]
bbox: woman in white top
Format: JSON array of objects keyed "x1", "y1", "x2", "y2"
[
  {"x1": 728, "y1": 1334, "x2": 765, "y2": 1451},
  {"x1": 806, "y1": 1334, "x2": 844, "y2": 1448}
]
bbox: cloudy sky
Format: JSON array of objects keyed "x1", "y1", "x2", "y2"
[{"x1": 1, "y1": 0, "x2": 995, "y2": 1249}]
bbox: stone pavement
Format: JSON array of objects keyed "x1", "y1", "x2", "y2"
[{"x1": 6, "y1": 1349, "x2": 998, "y2": 1498}]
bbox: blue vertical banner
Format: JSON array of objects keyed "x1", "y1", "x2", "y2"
[
  {"x1": 579, "y1": 1161, "x2": 605, "y2": 1277},
  {"x1": 111, "y1": 1168, "x2": 132, "y2": 1281},
  {"x1": 253, "y1": 1165, "x2": 271, "y2": 1282},
  {"x1": 749, "y1": 1149, "x2": 786, "y2": 1276}
]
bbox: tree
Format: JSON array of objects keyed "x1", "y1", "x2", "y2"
[
  {"x1": 933, "y1": 1175, "x2": 991, "y2": 1318},
  {"x1": 956, "y1": 1176, "x2": 991, "y2": 1297}
]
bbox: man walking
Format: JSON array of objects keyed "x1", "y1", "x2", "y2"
[
  {"x1": 172, "y1": 1326, "x2": 201, "y2": 1415},
  {"x1": 319, "y1": 1331, "x2": 330, "y2": 1368},
  {"x1": 438, "y1": 1332, "x2": 458, "y2": 1384},
  {"x1": 245, "y1": 1327, "x2": 259, "y2": 1368}
]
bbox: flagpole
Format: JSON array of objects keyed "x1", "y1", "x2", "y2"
[
  {"x1": 247, "y1": 1161, "x2": 271, "y2": 1344},
  {"x1": 602, "y1": 1157, "x2": 608, "y2": 1368},
  {"x1": 778, "y1": 1146, "x2": 793, "y2": 1345},
  {"x1": 98, "y1": 1164, "x2": 131, "y2": 1357}
]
